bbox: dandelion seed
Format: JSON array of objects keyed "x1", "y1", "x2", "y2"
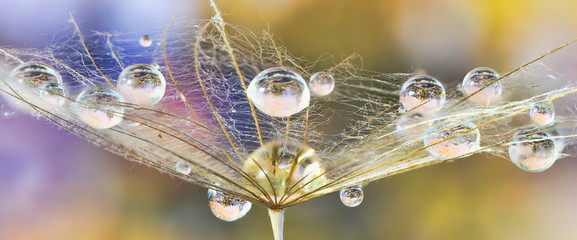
[{"x1": 0, "y1": 2, "x2": 577, "y2": 239}]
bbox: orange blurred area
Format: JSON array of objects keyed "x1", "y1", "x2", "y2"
[{"x1": 2, "y1": 0, "x2": 577, "y2": 239}]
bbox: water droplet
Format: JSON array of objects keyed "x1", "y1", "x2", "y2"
[
  {"x1": 139, "y1": 35, "x2": 152, "y2": 47},
  {"x1": 75, "y1": 87, "x2": 124, "y2": 129},
  {"x1": 530, "y1": 101, "x2": 555, "y2": 126},
  {"x1": 244, "y1": 142, "x2": 326, "y2": 199},
  {"x1": 395, "y1": 112, "x2": 425, "y2": 136},
  {"x1": 424, "y1": 121, "x2": 480, "y2": 160},
  {"x1": 39, "y1": 83, "x2": 66, "y2": 106},
  {"x1": 10, "y1": 62, "x2": 63, "y2": 89},
  {"x1": 309, "y1": 72, "x2": 335, "y2": 96},
  {"x1": 508, "y1": 129, "x2": 557, "y2": 172},
  {"x1": 117, "y1": 64, "x2": 166, "y2": 107},
  {"x1": 247, "y1": 67, "x2": 310, "y2": 117},
  {"x1": 151, "y1": 62, "x2": 160, "y2": 69},
  {"x1": 399, "y1": 75, "x2": 446, "y2": 115},
  {"x1": 2, "y1": 109, "x2": 15, "y2": 118},
  {"x1": 208, "y1": 189, "x2": 252, "y2": 222},
  {"x1": 462, "y1": 67, "x2": 502, "y2": 105},
  {"x1": 175, "y1": 161, "x2": 192, "y2": 175},
  {"x1": 340, "y1": 186, "x2": 364, "y2": 207}
]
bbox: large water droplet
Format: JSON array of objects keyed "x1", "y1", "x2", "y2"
[
  {"x1": 508, "y1": 129, "x2": 557, "y2": 172},
  {"x1": 244, "y1": 142, "x2": 326, "y2": 200},
  {"x1": 340, "y1": 186, "x2": 364, "y2": 207},
  {"x1": 75, "y1": 87, "x2": 124, "y2": 129},
  {"x1": 530, "y1": 101, "x2": 555, "y2": 126},
  {"x1": 462, "y1": 67, "x2": 502, "y2": 105},
  {"x1": 39, "y1": 83, "x2": 66, "y2": 106},
  {"x1": 10, "y1": 62, "x2": 63, "y2": 89},
  {"x1": 139, "y1": 35, "x2": 152, "y2": 47},
  {"x1": 399, "y1": 75, "x2": 446, "y2": 115},
  {"x1": 309, "y1": 72, "x2": 335, "y2": 96},
  {"x1": 208, "y1": 189, "x2": 252, "y2": 222},
  {"x1": 247, "y1": 67, "x2": 310, "y2": 117},
  {"x1": 175, "y1": 161, "x2": 192, "y2": 175},
  {"x1": 117, "y1": 64, "x2": 166, "y2": 108},
  {"x1": 424, "y1": 121, "x2": 480, "y2": 160}
]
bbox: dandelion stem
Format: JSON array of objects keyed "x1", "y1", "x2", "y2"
[{"x1": 268, "y1": 208, "x2": 286, "y2": 240}]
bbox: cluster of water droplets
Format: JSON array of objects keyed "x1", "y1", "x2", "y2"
[
  {"x1": 397, "y1": 67, "x2": 562, "y2": 172},
  {"x1": 246, "y1": 67, "x2": 336, "y2": 118},
  {"x1": 4, "y1": 60, "x2": 168, "y2": 130},
  {"x1": 9, "y1": 62, "x2": 67, "y2": 108}
]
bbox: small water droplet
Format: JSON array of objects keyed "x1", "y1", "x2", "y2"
[
  {"x1": 247, "y1": 67, "x2": 310, "y2": 117},
  {"x1": 10, "y1": 62, "x2": 63, "y2": 89},
  {"x1": 395, "y1": 112, "x2": 425, "y2": 136},
  {"x1": 424, "y1": 121, "x2": 480, "y2": 160},
  {"x1": 530, "y1": 101, "x2": 555, "y2": 126},
  {"x1": 508, "y1": 129, "x2": 557, "y2": 172},
  {"x1": 175, "y1": 161, "x2": 192, "y2": 175},
  {"x1": 2, "y1": 109, "x2": 15, "y2": 118},
  {"x1": 208, "y1": 189, "x2": 252, "y2": 222},
  {"x1": 399, "y1": 75, "x2": 446, "y2": 115},
  {"x1": 75, "y1": 87, "x2": 124, "y2": 129},
  {"x1": 309, "y1": 72, "x2": 335, "y2": 96},
  {"x1": 462, "y1": 67, "x2": 502, "y2": 105},
  {"x1": 151, "y1": 63, "x2": 160, "y2": 69},
  {"x1": 117, "y1": 64, "x2": 166, "y2": 108},
  {"x1": 39, "y1": 83, "x2": 66, "y2": 106},
  {"x1": 139, "y1": 35, "x2": 152, "y2": 48},
  {"x1": 340, "y1": 186, "x2": 364, "y2": 207}
]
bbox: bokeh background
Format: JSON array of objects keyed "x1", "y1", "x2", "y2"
[{"x1": 1, "y1": 0, "x2": 577, "y2": 239}]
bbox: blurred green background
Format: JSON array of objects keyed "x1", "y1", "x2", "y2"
[{"x1": 1, "y1": 0, "x2": 577, "y2": 239}]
